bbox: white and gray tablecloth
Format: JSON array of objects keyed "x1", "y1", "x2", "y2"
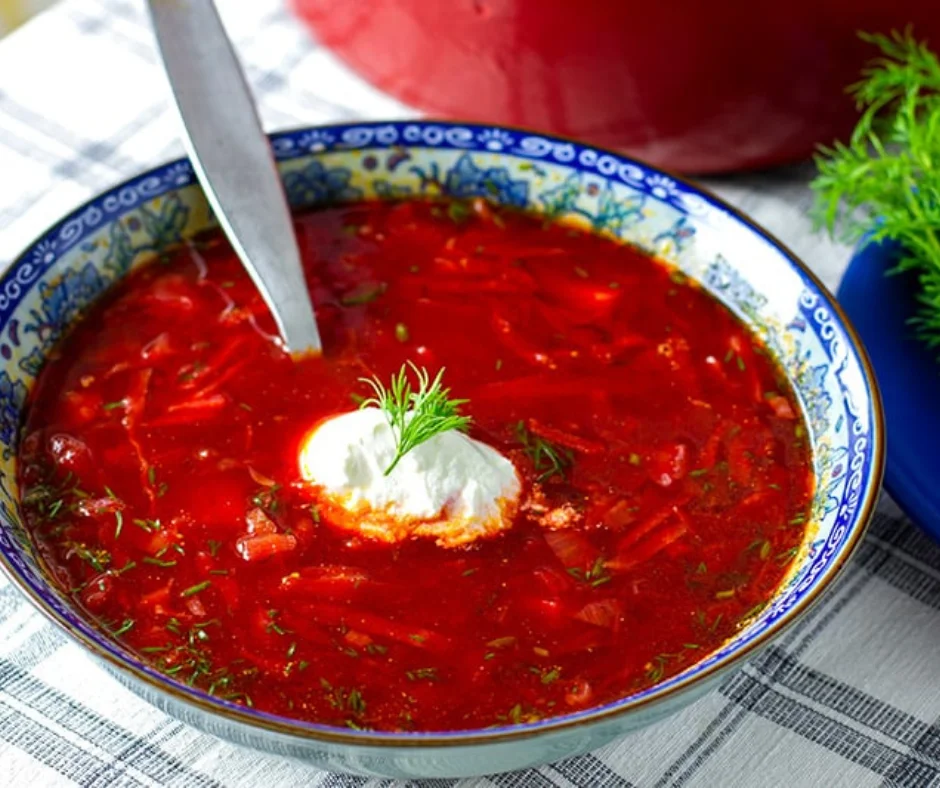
[{"x1": 1, "y1": 2, "x2": 938, "y2": 786}]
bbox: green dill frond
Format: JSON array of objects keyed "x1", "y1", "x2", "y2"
[
  {"x1": 359, "y1": 362, "x2": 472, "y2": 475},
  {"x1": 811, "y1": 28, "x2": 940, "y2": 347}
]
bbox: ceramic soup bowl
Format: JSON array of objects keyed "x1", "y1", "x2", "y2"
[{"x1": 0, "y1": 121, "x2": 883, "y2": 779}]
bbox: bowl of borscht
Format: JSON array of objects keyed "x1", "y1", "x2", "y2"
[{"x1": 0, "y1": 121, "x2": 883, "y2": 778}]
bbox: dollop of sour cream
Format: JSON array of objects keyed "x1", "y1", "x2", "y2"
[{"x1": 299, "y1": 407, "x2": 521, "y2": 548}]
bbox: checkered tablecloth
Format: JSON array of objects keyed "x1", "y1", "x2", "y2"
[{"x1": 1, "y1": 2, "x2": 939, "y2": 786}]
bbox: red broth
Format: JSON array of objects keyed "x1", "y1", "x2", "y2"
[{"x1": 18, "y1": 199, "x2": 812, "y2": 732}]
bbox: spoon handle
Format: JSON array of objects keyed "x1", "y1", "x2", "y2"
[{"x1": 146, "y1": 0, "x2": 322, "y2": 356}]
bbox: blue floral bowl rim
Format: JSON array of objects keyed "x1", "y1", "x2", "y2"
[{"x1": 0, "y1": 120, "x2": 885, "y2": 749}]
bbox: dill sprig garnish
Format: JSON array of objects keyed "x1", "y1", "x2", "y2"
[
  {"x1": 811, "y1": 28, "x2": 940, "y2": 346},
  {"x1": 360, "y1": 362, "x2": 472, "y2": 476}
]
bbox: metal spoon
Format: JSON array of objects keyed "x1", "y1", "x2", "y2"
[{"x1": 146, "y1": 0, "x2": 322, "y2": 357}]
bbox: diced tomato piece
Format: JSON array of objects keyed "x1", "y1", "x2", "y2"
[
  {"x1": 565, "y1": 680, "x2": 594, "y2": 707},
  {"x1": 648, "y1": 441, "x2": 690, "y2": 487},
  {"x1": 235, "y1": 533, "x2": 297, "y2": 562},
  {"x1": 245, "y1": 507, "x2": 277, "y2": 536},
  {"x1": 74, "y1": 496, "x2": 122, "y2": 519},
  {"x1": 47, "y1": 433, "x2": 94, "y2": 475},
  {"x1": 62, "y1": 390, "x2": 102, "y2": 425},
  {"x1": 80, "y1": 573, "x2": 114, "y2": 611},
  {"x1": 186, "y1": 596, "x2": 207, "y2": 617}
]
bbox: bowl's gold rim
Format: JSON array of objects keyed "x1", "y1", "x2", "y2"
[{"x1": 0, "y1": 118, "x2": 886, "y2": 750}]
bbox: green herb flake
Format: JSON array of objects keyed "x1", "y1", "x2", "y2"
[
  {"x1": 109, "y1": 618, "x2": 135, "y2": 637},
  {"x1": 447, "y1": 201, "x2": 471, "y2": 224},
  {"x1": 405, "y1": 667, "x2": 438, "y2": 682},
  {"x1": 776, "y1": 546, "x2": 800, "y2": 565},
  {"x1": 132, "y1": 518, "x2": 160, "y2": 533},
  {"x1": 143, "y1": 556, "x2": 177, "y2": 568},
  {"x1": 180, "y1": 580, "x2": 211, "y2": 598},
  {"x1": 740, "y1": 602, "x2": 768, "y2": 623},
  {"x1": 340, "y1": 282, "x2": 387, "y2": 306},
  {"x1": 540, "y1": 667, "x2": 561, "y2": 685},
  {"x1": 514, "y1": 420, "x2": 573, "y2": 483},
  {"x1": 113, "y1": 560, "x2": 137, "y2": 576}
]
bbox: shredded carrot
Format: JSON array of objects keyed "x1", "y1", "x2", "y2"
[{"x1": 235, "y1": 533, "x2": 297, "y2": 562}]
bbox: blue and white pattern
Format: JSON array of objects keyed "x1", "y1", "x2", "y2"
[{"x1": 0, "y1": 120, "x2": 882, "y2": 773}]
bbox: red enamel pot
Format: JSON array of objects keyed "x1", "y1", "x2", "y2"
[{"x1": 292, "y1": 0, "x2": 939, "y2": 174}]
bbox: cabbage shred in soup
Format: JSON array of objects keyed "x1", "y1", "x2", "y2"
[{"x1": 18, "y1": 198, "x2": 812, "y2": 732}]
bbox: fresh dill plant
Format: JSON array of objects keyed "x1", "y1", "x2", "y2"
[
  {"x1": 811, "y1": 28, "x2": 940, "y2": 346},
  {"x1": 360, "y1": 362, "x2": 472, "y2": 475}
]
